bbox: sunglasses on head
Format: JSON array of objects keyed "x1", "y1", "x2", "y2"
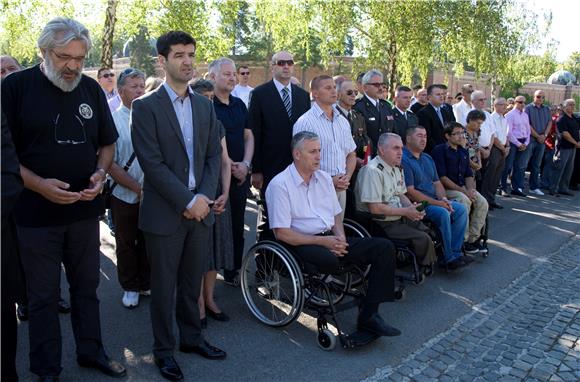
[
  {"x1": 276, "y1": 60, "x2": 294, "y2": 67},
  {"x1": 346, "y1": 90, "x2": 358, "y2": 96},
  {"x1": 101, "y1": 73, "x2": 115, "y2": 79}
]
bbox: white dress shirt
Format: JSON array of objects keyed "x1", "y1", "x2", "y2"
[
  {"x1": 453, "y1": 99, "x2": 474, "y2": 126},
  {"x1": 478, "y1": 109, "x2": 495, "y2": 147},
  {"x1": 273, "y1": 78, "x2": 292, "y2": 103},
  {"x1": 489, "y1": 111, "x2": 509, "y2": 145}
]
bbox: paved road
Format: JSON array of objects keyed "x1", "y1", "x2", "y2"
[{"x1": 14, "y1": 191, "x2": 580, "y2": 381}]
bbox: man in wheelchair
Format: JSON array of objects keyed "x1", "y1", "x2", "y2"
[
  {"x1": 265, "y1": 131, "x2": 401, "y2": 337},
  {"x1": 354, "y1": 133, "x2": 437, "y2": 269}
]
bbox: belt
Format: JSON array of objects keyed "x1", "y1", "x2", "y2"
[{"x1": 315, "y1": 230, "x2": 333, "y2": 237}]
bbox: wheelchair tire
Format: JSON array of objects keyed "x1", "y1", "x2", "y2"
[
  {"x1": 329, "y1": 219, "x2": 371, "y2": 288},
  {"x1": 240, "y1": 241, "x2": 304, "y2": 327},
  {"x1": 317, "y1": 329, "x2": 337, "y2": 351},
  {"x1": 304, "y1": 271, "x2": 351, "y2": 308}
]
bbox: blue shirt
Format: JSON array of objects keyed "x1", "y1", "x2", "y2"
[
  {"x1": 524, "y1": 103, "x2": 551, "y2": 135},
  {"x1": 213, "y1": 94, "x2": 248, "y2": 162},
  {"x1": 401, "y1": 147, "x2": 439, "y2": 199},
  {"x1": 431, "y1": 143, "x2": 473, "y2": 187}
]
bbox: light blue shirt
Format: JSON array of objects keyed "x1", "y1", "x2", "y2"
[{"x1": 112, "y1": 104, "x2": 143, "y2": 204}]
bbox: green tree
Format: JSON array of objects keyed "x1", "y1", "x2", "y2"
[
  {"x1": 130, "y1": 26, "x2": 156, "y2": 76},
  {"x1": 562, "y1": 51, "x2": 580, "y2": 85}
]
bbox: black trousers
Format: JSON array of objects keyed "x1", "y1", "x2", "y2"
[
  {"x1": 289, "y1": 237, "x2": 396, "y2": 304},
  {"x1": 111, "y1": 196, "x2": 150, "y2": 292},
  {"x1": 17, "y1": 218, "x2": 104, "y2": 377},
  {"x1": 145, "y1": 219, "x2": 209, "y2": 359},
  {"x1": 225, "y1": 178, "x2": 249, "y2": 278},
  {"x1": 481, "y1": 146, "x2": 506, "y2": 203},
  {"x1": 1, "y1": 218, "x2": 20, "y2": 382}
]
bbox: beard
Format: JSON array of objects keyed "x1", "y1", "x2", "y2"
[{"x1": 43, "y1": 55, "x2": 82, "y2": 92}]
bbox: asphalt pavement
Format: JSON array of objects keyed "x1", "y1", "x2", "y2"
[{"x1": 14, "y1": 189, "x2": 580, "y2": 381}]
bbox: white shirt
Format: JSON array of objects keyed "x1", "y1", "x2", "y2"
[
  {"x1": 273, "y1": 78, "x2": 292, "y2": 103},
  {"x1": 489, "y1": 111, "x2": 509, "y2": 146},
  {"x1": 111, "y1": 104, "x2": 144, "y2": 204},
  {"x1": 231, "y1": 84, "x2": 253, "y2": 108},
  {"x1": 453, "y1": 99, "x2": 474, "y2": 126},
  {"x1": 478, "y1": 109, "x2": 495, "y2": 147},
  {"x1": 107, "y1": 94, "x2": 121, "y2": 113},
  {"x1": 364, "y1": 93, "x2": 378, "y2": 108},
  {"x1": 293, "y1": 102, "x2": 356, "y2": 176},
  {"x1": 266, "y1": 163, "x2": 342, "y2": 235}
]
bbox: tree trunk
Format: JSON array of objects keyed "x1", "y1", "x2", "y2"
[
  {"x1": 388, "y1": 41, "x2": 397, "y2": 99},
  {"x1": 100, "y1": 0, "x2": 118, "y2": 68}
]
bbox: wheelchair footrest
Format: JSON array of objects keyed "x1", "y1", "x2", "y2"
[{"x1": 341, "y1": 330, "x2": 380, "y2": 349}]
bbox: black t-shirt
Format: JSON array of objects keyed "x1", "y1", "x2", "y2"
[
  {"x1": 557, "y1": 113, "x2": 580, "y2": 150},
  {"x1": 1, "y1": 65, "x2": 118, "y2": 227},
  {"x1": 213, "y1": 95, "x2": 248, "y2": 162}
]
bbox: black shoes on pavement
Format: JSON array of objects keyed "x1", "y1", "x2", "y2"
[
  {"x1": 357, "y1": 313, "x2": 401, "y2": 337},
  {"x1": 179, "y1": 340, "x2": 227, "y2": 359},
  {"x1": 155, "y1": 356, "x2": 183, "y2": 381},
  {"x1": 77, "y1": 353, "x2": 126, "y2": 378}
]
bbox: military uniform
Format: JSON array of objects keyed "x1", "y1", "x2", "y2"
[
  {"x1": 353, "y1": 95, "x2": 395, "y2": 155},
  {"x1": 337, "y1": 106, "x2": 371, "y2": 161},
  {"x1": 355, "y1": 156, "x2": 437, "y2": 266},
  {"x1": 392, "y1": 107, "x2": 419, "y2": 143}
]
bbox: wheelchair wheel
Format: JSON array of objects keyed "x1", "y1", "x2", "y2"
[
  {"x1": 304, "y1": 271, "x2": 351, "y2": 308},
  {"x1": 240, "y1": 241, "x2": 304, "y2": 327},
  {"x1": 317, "y1": 329, "x2": 337, "y2": 351},
  {"x1": 329, "y1": 219, "x2": 371, "y2": 287}
]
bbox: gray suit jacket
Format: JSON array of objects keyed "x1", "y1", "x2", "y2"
[{"x1": 131, "y1": 85, "x2": 221, "y2": 235}]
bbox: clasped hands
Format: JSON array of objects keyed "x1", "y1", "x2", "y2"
[
  {"x1": 183, "y1": 195, "x2": 214, "y2": 221},
  {"x1": 39, "y1": 169, "x2": 105, "y2": 204},
  {"x1": 320, "y1": 235, "x2": 349, "y2": 257}
]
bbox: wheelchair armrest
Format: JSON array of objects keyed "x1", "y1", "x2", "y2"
[{"x1": 355, "y1": 210, "x2": 387, "y2": 221}]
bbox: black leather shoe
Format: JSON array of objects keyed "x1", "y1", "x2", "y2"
[
  {"x1": 154, "y1": 356, "x2": 183, "y2": 381},
  {"x1": 558, "y1": 190, "x2": 574, "y2": 196},
  {"x1": 511, "y1": 189, "x2": 527, "y2": 197},
  {"x1": 17, "y1": 304, "x2": 28, "y2": 321},
  {"x1": 179, "y1": 341, "x2": 226, "y2": 359},
  {"x1": 77, "y1": 354, "x2": 126, "y2": 378},
  {"x1": 201, "y1": 317, "x2": 207, "y2": 329},
  {"x1": 357, "y1": 313, "x2": 401, "y2": 337},
  {"x1": 57, "y1": 298, "x2": 71, "y2": 314},
  {"x1": 38, "y1": 376, "x2": 59, "y2": 382},
  {"x1": 206, "y1": 307, "x2": 230, "y2": 322},
  {"x1": 489, "y1": 202, "x2": 503, "y2": 209}
]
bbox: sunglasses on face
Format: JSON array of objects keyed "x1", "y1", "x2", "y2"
[
  {"x1": 515, "y1": 101, "x2": 524, "y2": 104},
  {"x1": 101, "y1": 73, "x2": 115, "y2": 79},
  {"x1": 276, "y1": 60, "x2": 294, "y2": 67},
  {"x1": 346, "y1": 90, "x2": 358, "y2": 96},
  {"x1": 535, "y1": 95, "x2": 544, "y2": 99},
  {"x1": 239, "y1": 71, "x2": 250, "y2": 75}
]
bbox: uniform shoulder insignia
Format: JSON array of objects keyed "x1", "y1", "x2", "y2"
[{"x1": 377, "y1": 163, "x2": 384, "y2": 171}]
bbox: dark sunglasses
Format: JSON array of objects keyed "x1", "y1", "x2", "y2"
[
  {"x1": 276, "y1": 60, "x2": 294, "y2": 67},
  {"x1": 367, "y1": 82, "x2": 385, "y2": 88},
  {"x1": 346, "y1": 90, "x2": 358, "y2": 96},
  {"x1": 535, "y1": 95, "x2": 544, "y2": 99},
  {"x1": 515, "y1": 100, "x2": 524, "y2": 104},
  {"x1": 101, "y1": 73, "x2": 115, "y2": 79},
  {"x1": 239, "y1": 71, "x2": 250, "y2": 75}
]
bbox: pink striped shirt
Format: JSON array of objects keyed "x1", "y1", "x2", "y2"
[{"x1": 506, "y1": 108, "x2": 530, "y2": 146}]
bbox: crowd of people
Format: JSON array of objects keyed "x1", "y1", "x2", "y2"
[{"x1": 1, "y1": 16, "x2": 580, "y2": 382}]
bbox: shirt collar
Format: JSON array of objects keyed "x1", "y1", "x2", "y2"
[
  {"x1": 364, "y1": 93, "x2": 378, "y2": 107},
  {"x1": 375, "y1": 155, "x2": 395, "y2": 172},
  {"x1": 429, "y1": 102, "x2": 440, "y2": 111},
  {"x1": 312, "y1": 101, "x2": 339, "y2": 121},
  {"x1": 404, "y1": 146, "x2": 422, "y2": 160},
  {"x1": 289, "y1": 163, "x2": 319, "y2": 186},
  {"x1": 163, "y1": 82, "x2": 193, "y2": 103},
  {"x1": 395, "y1": 106, "x2": 407, "y2": 115},
  {"x1": 336, "y1": 104, "x2": 350, "y2": 116},
  {"x1": 273, "y1": 78, "x2": 291, "y2": 94},
  {"x1": 118, "y1": 104, "x2": 131, "y2": 115}
]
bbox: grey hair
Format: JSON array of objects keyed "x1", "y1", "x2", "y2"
[
  {"x1": 471, "y1": 90, "x2": 485, "y2": 101},
  {"x1": 362, "y1": 69, "x2": 383, "y2": 85},
  {"x1": 1, "y1": 55, "x2": 22, "y2": 69},
  {"x1": 336, "y1": 79, "x2": 353, "y2": 93},
  {"x1": 494, "y1": 97, "x2": 507, "y2": 105},
  {"x1": 563, "y1": 99, "x2": 575, "y2": 108},
  {"x1": 208, "y1": 57, "x2": 235, "y2": 75},
  {"x1": 190, "y1": 79, "x2": 214, "y2": 94},
  {"x1": 117, "y1": 68, "x2": 145, "y2": 88},
  {"x1": 37, "y1": 17, "x2": 92, "y2": 53},
  {"x1": 291, "y1": 131, "x2": 319, "y2": 151},
  {"x1": 378, "y1": 133, "x2": 402, "y2": 148}
]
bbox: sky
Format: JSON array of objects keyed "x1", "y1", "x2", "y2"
[{"x1": 527, "y1": 0, "x2": 579, "y2": 62}]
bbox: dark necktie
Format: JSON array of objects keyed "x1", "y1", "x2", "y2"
[
  {"x1": 282, "y1": 87, "x2": 292, "y2": 118},
  {"x1": 435, "y1": 107, "x2": 444, "y2": 125}
]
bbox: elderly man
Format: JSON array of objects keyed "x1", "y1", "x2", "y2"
[
  {"x1": 355, "y1": 133, "x2": 437, "y2": 269},
  {"x1": 249, "y1": 51, "x2": 311, "y2": 194},
  {"x1": 432, "y1": 123, "x2": 489, "y2": 254},
  {"x1": 402, "y1": 126, "x2": 469, "y2": 270},
  {"x1": 336, "y1": 79, "x2": 370, "y2": 169},
  {"x1": 293, "y1": 75, "x2": 356, "y2": 220},
  {"x1": 108, "y1": 68, "x2": 149, "y2": 309},
  {"x1": 501, "y1": 95, "x2": 531, "y2": 197},
  {"x1": 231, "y1": 65, "x2": 253, "y2": 108},
  {"x1": 266, "y1": 130, "x2": 400, "y2": 337},
  {"x1": 551, "y1": 99, "x2": 580, "y2": 196},
  {"x1": 354, "y1": 69, "x2": 395, "y2": 154},
  {"x1": 97, "y1": 67, "x2": 120, "y2": 112},
  {"x1": 410, "y1": 87, "x2": 428, "y2": 114},
  {"x1": 208, "y1": 57, "x2": 254, "y2": 286},
  {"x1": 417, "y1": 84, "x2": 456, "y2": 153},
  {"x1": 480, "y1": 98, "x2": 509, "y2": 209},
  {"x1": 1, "y1": 17, "x2": 124, "y2": 379},
  {"x1": 524, "y1": 90, "x2": 552, "y2": 196},
  {"x1": 453, "y1": 84, "x2": 475, "y2": 126},
  {"x1": 1, "y1": 54, "x2": 22, "y2": 79},
  {"x1": 131, "y1": 31, "x2": 224, "y2": 381},
  {"x1": 392, "y1": 85, "x2": 419, "y2": 141}
]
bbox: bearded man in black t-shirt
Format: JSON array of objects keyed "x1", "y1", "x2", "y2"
[{"x1": 1, "y1": 17, "x2": 125, "y2": 380}]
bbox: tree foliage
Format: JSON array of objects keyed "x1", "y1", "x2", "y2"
[{"x1": 562, "y1": 51, "x2": 580, "y2": 85}]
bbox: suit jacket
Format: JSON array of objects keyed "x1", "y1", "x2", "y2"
[
  {"x1": 353, "y1": 96, "x2": 395, "y2": 154},
  {"x1": 131, "y1": 85, "x2": 221, "y2": 235},
  {"x1": 248, "y1": 80, "x2": 310, "y2": 188},
  {"x1": 392, "y1": 107, "x2": 419, "y2": 142},
  {"x1": 417, "y1": 103, "x2": 456, "y2": 153}
]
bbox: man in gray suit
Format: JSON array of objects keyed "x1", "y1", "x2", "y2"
[{"x1": 131, "y1": 31, "x2": 224, "y2": 381}]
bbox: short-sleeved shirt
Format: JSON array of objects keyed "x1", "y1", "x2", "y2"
[
  {"x1": 231, "y1": 84, "x2": 253, "y2": 108},
  {"x1": 213, "y1": 94, "x2": 248, "y2": 162},
  {"x1": 265, "y1": 163, "x2": 342, "y2": 235},
  {"x1": 557, "y1": 113, "x2": 580, "y2": 150},
  {"x1": 1, "y1": 65, "x2": 118, "y2": 227},
  {"x1": 431, "y1": 143, "x2": 473, "y2": 187},
  {"x1": 525, "y1": 103, "x2": 551, "y2": 134},
  {"x1": 293, "y1": 102, "x2": 357, "y2": 176},
  {"x1": 112, "y1": 104, "x2": 143, "y2": 204},
  {"x1": 355, "y1": 156, "x2": 406, "y2": 221},
  {"x1": 465, "y1": 130, "x2": 481, "y2": 166},
  {"x1": 401, "y1": 147, "x2": 439, "y2": 199}
]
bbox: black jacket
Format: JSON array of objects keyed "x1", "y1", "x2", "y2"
[
  {"x1": 392, "y1": 107, "x2": 419, "y2": 142},
  {"x1": 353, "y1": 95, "x2": 395, "y2": 154},
  {"x1": 417, "y1": 103, "x2": 456, "y2": 153}
]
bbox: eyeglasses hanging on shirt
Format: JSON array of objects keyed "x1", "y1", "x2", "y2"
[{"x1": 53, "y1": 113, "x2": 87, "y2": 145}]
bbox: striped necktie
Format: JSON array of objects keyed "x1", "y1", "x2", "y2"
[{"x1": 282, "y1": 87, "x2": 292, "y2": 118}]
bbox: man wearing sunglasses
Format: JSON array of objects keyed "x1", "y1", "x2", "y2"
[
  {"x1": 231, "y1": 65, "x2": 253, "y2": 108},
  {"x1": 97, "y1": 67, "x2": 120, "y2": 112},
  {"x1": 523, "y1": 90, "x2": 551, "y2": 196},
  {"x1": 336, "y1": 79, "x2": 370, "y2": 169},
  {"x1": 353, "y1": 69, "x2": 396, "y2": 155}
]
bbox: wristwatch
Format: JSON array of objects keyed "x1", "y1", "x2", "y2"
[{"x1": 242, "y1": 160, "x2": 252, "y2": 172}]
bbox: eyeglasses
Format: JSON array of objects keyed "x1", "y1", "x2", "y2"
[
  {"x1": 346, "y1": 90, "x2": 358, "y2": 96},
  {"x1": 276, "y1": 60, "x2": 294, "y2": 67},
  {"x1": 535, "y1": 95, "x2": 544, "y2": 99},
  {"x1": 52, "y1": 50, "x2": 86, "y2": 64},
  {"x1": 239, "y1": 71, "x2": 250, "y2": 75},
  {"x1": 451, "y1": 131, "x2": 467, "y2": 137},
  {"x1": 515, "y1": 101, "x2": 524, "y2": 104},
  {"x1": 366, "y1": 82, "x2": 385, "y2": 88},
  {"x1": 54, "y1": 113, "x2": 87, "y2": 145},
  {"x1": 101, "y1": 73, "x2": 115, "y2": 79}
]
